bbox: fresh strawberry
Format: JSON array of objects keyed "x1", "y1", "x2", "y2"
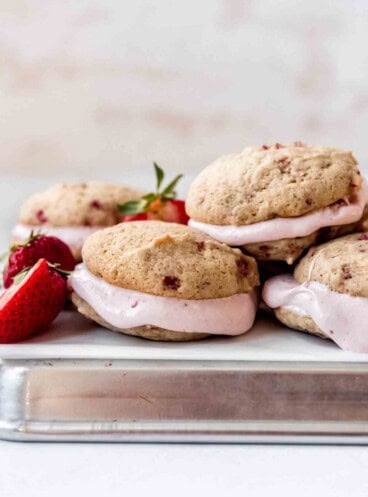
[
  {"x1": 0, "y1": 259, "x2": 67, "y2": 343},
  {"x1": 3, "y1": 232, "x2": 76, "y2": 289},
  {"x1": 159, "y1": 199, "x2": 189, "y2": 224},
  {"x1": 122, "y1": 212, "x2": 149, "y2": 222},
  {"x1": 118, "y1": 163, "x2": 189, "y2": 225}
]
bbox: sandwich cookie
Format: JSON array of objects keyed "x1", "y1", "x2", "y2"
[
  {"x1": 186, "y1": 143, "x2": 366, "y2": 264},
  {"x1": 70, "y1": 221, "x2": 259, "y2": 341},
  {"x1": 12, "y1": 182, "x2": 142, "y2": 260},
  {"x1": 263, "y1": 233, "x2": 368, "y2": 352}
]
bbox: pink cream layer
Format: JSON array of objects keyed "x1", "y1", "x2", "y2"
[
  {"x1": 70, "y1": 264, "x2": 257, "y2": 335},
  {"x1": 263, "y1": 274, "x2": 368, "y2": 353},
  {"x1": 189, "y1": 182, "x2": 368, "y2": 245}
]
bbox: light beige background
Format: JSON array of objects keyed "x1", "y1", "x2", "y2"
[{"x1": 0, "y1": 0, "x2": 367, "y2": 184}]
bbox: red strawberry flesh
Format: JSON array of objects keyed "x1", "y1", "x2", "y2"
[
  {"x1": 0, "y1": 259, "x2": 66, "y2": 343},
  {"x1": 122, "y1": 212, "x2": 148, "y2": 222}
]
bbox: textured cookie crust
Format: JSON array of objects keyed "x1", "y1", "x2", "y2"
[
  {"x1": 19, "y1": 181, "x2": 142, "y2": 227},
  {"x1": 243, "y1": 221, "x2": 357, "y2": 265},
  {"x1": 71, "y1": 292, "x2": 209, "y2": 341},
  {"x1": 274, "y1": 307, "x2": 326, "y2": 339},
  {"x1": 243, "y1": 232, "x2": 319, "y2": 264},
  {"x1": 295, "y1": 233, "x2": 368, "y2": 298},
  {"x1": 186, "y1": 144, "x2": 361, "y2": 226},
  {"x1": 82, "y1": 220, "x2": 259, "y2": 299}
]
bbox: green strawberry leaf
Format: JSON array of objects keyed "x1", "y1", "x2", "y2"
[
  {"x1": 118, "y1": 163, "x2": 184, "y2": 217},
  {"x1": 117, "y1": 199, "x2": 148, "y2": 215},
  {"x1": 160, "y1": 174, "x2": 183, "y2": 200},
  {"x1": 154, "y1": 162, "x2": 165, "y2": 192},
  {"x1": 141, "y1": 192, "x2": 157, "y2": 203}
]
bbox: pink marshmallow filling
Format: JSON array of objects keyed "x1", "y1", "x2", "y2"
[
  {"x1": 189, "y1": 182, "x2": 368, "y2": 245},
  {"x1": 263, "y1": 274, "x2": 368, "y2": 353},
  {"x1": 70, "y1": 264, "x2": 257, "y2": 335}
]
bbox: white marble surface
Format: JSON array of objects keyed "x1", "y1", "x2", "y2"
[
  {"x1": 1, "y1": 0, "x2": 368, "y2": 176},
  {"x1": 1, "y1": 442, "x2": 368, "y2": 497}
]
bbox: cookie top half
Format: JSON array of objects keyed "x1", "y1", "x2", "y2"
[
  {"x1": 82, "y1": 221, "x2": 259, "y2": 299},
  {"x1": 186, "y1": 144, "x2": 361, "y2": 226},
  {"x1": 295, "y1": 233, "x2": 368, "y2": 298},
  {"x1": 19, "y1": 181, "x2": 142, "y2": 227}
]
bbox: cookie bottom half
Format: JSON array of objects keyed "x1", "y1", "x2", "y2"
[
  {"x1": 243, "y1": 233, "x2": 318, "y2": 265},
  {"x1": 274, "y1": 307, "x2": 327, "y2": 340},
  {"x1": 243, "y1": 221, "x2": 359, "y2": 265},
  {"x1": 71, "y1": 292, "x2": 210, "y2": 342}
]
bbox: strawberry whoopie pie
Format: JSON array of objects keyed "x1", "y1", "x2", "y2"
[
  {"x1": 70, "y1": 221, "x2": 259, "y2": 341},
  {"x1": 12, "y1": 182, "x2": 142, "y2": 261},
  {"x1": 186, "y1": 143, "x2": 367, "y2": 264},
  {"x1": 263, "y1": 233, "x2": 368, "y2": 353}
]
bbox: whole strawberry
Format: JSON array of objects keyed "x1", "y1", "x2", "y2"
[
  {"x1": 3, "y1": 232, "x2": 76, "y2": 288},
  {"x1": 0, "y1": 258, "x2": 67, "y2": 343},
  {"x1": 118, "y1": 163, "x2": 189, "y2": 225}
]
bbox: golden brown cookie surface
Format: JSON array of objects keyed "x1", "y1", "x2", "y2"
[
  {"x1": 295, "y1": 233, "x2": 368, "y2": 298},
  {"x1": 19, "y1": 181, "x2": 142, "y2": 227},
  {"x1": 82, "y1": 220, "x2": 259, "y2": 299},
  {"x1": 186, "y1": 144, "x2": 361, "y2": 226}
]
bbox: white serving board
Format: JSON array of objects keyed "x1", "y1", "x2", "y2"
[{"x1": 1, "y1": 310, "x2": 367, "y2": 363}]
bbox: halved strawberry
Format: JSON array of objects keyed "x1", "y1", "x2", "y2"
[
  {"x1": 3, "y1": 232, "x2": 76, "y2": 288},
  {"x1": 118, "y1": 163, "x2": 189, "y2": 225},
  {"x1": 0, "y1": 259, "x2": 67, "y2": 343}
]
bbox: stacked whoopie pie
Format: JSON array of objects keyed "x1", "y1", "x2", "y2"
[
  {"x1": 185, "y1": 142, "x2": 368, "y2": 351},
  {"x1": 186, "y1": 143, "x2": 366, "y2": 264}
]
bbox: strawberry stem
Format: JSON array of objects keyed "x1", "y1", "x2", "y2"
[{"x1": 118, "y1": 162, "x2": 184, "y2": 216}]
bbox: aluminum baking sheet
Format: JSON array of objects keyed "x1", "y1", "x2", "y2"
[{"x1": 1, "y1": 310, "x2": 368, "y2": 444}]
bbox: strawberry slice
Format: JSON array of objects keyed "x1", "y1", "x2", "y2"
[
  {"x1": 3, "y1": 232, "x2": 76, "y2": 289},
  {"x1": 0, "y1": 259, "x2": 67, "y2": 343},
  {"x1": 118, "y1": 163, "x2": 189, "y2": 225}
]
